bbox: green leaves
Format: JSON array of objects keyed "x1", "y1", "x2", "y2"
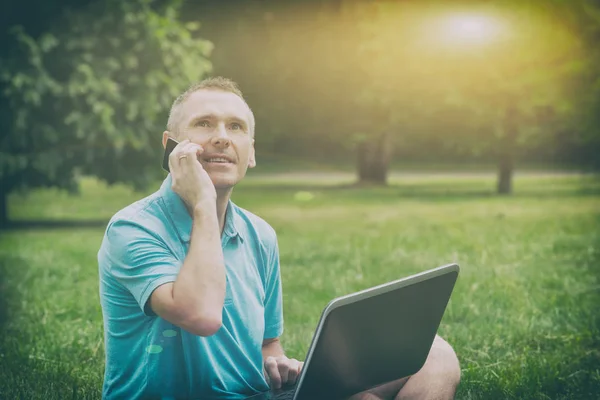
[{"x1": 1, "y1": 0, "x2": 213, "y2": 194}]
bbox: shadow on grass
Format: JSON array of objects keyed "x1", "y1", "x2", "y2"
[
  {"x1": 1, "y1": 219, "x2": 109, "y2": 232},
  {"x1": 0, "y1": 255, "x2": 101, "y2": 399},
  {"x1": 240, "y1": 182, "x2": 600, "y2": 200},
  {"x1": 0, "y1": 257, "x2": 8, "y2": 331}
]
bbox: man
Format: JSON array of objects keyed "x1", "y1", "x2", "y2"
[{"x1": 98, "y1": 77, "x2": 461, "y2": 400}]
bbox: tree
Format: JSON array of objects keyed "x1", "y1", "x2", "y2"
[
  {"x1": 316, "y1": 0, "x2": 596, "y2": 191},
  {"x1": 441, "y1": 1, "x2": 589, "y2": 194},
  {"x1": 183, "y1": 0, "x2": 600, "y2": 189},
  {"x1": 552, "y1": 0, "x2": 600, "y2": 171},
  {"x1": 0, "y1": 0, "x2": 212, "y2": 225}
]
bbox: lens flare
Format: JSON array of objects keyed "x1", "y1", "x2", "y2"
[{"x1": 436, "y1": 13, "x2": 506, "y2": 46}]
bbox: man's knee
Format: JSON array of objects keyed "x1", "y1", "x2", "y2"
[{"x1": 430, "y1": 335, "x2": 461, "y2": 386}]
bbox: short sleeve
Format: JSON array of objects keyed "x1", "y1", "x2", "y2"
[
  {"x1": 101, "y1": 219, "x2": 181, "y2": 316},
  {"x1": 263, "y1": 236, "x2": 284, "y2": 339}
]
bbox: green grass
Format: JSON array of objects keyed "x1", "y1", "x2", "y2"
[{"x1": 1, "y1": 172, "x2": 599, "y2": 399}]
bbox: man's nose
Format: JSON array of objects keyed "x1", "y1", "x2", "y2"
[{"x1": 210, "y1": 126, "x2": 231, "y2": 149}]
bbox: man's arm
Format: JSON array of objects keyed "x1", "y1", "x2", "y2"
[
  {"x1": 150, "y1": 202, "x2": 226, "y2": 337},
  {"x1": 150, "y1": 141, "x2": 226, "y2": 337},
  {"x1": 262, "y1": 337, "x2": 286, "y2": 359}
]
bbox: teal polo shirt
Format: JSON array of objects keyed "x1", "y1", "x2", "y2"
[{"x1": 98, "y1": 175, "x2": 284, "y2": 400}]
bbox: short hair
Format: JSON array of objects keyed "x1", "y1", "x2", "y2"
[{"x1": 166, "y1": 76, "x2": 255, "y2": 136}]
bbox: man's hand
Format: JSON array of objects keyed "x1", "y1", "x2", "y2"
[
  {"x1": 264, "y1": 356, "x2": 304, "y2": 390},
  {"x1": 168, "y1": 139, "x2": 217, "y2": 209}
]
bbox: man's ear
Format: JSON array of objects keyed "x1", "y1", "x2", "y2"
[
  {"x1": 248, "y1": 139, "x2": 256, "y2": 168},
  {"x1": 162, "y1": 131, "x2": 170, "y2": 149}
]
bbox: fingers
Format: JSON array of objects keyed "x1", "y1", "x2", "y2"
[
  {"x1": 264, "y1": 357, "x2": 303, "y2": 390},
  {"x1": 278, "y1": 357, "x2": 290, "y2": 386},
  {"x1": 168, "y1": 139, "x2": 188, "y2": 173},
  {"x1": 168, "y1": 140, "x2": 204, "y2": 172},
  {"x1": 264, "y1": 356, "x2": 281, "y2": 390},
  {"x1": 167, "y1": 139, "x2": 183, "y2": 173},
  {"x1": 287, "y1": 359, "x2": 301, "y2": 385},
  {"x1": 178, "y1": 142, "x2": 204, "y2": 165}
]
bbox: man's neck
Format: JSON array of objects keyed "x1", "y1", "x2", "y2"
[{"x1": 215, "y1": 188, "x2": 233, "y2": 235}]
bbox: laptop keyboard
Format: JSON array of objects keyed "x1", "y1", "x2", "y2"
[
  {"x1": 273, "y1": 388, "x2": 296, "y2": 400},
  {"x1": 242, "y1": 386, "x2": 297, "y2": 400}
]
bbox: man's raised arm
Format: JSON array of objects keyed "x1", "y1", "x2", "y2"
[{"x1": 149, "y1": 139, "x2": 226, "y2": 337}]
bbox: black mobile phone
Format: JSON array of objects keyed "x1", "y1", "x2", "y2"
[{"x1": 162, "y1": 137, "x2": 179, "y2": 172}]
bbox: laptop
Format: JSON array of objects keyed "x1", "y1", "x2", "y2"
[{"x1": 246, "y1": 263, "x2": 460, "y2": 400}]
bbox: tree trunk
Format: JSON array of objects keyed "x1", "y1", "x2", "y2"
[
  {"x1": 497, "y1": 153, "x2": 513, "y2": 195},
  {"x1": 357, "y1": 132, "x2": 392, "y2": 185},
  {"x1": 496, "y1": 106, "x2": 519, "y2": 195}
]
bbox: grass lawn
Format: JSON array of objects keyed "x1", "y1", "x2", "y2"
[{"x1": 1, "y1": 171, "x2": 599, "y2": 399}]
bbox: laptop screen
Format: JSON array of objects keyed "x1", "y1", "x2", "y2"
[{"x1": 295, "y1": 268, "x2": 458, "y2": 400}]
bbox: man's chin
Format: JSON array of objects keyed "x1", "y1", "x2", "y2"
[{"x1": 209, "y1": 176, "x2": 238, "y2": 191}]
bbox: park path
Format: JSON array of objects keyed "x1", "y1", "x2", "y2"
[{"x1": 242, "y1": 170, "x2": 583, "y2": 185}]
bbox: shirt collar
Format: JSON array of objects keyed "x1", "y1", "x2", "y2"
[{"x1": 159, "y1": 175, "x2": 244, "y2": 244}]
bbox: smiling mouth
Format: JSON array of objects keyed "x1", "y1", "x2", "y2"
[{"x1": 202, "y1": 157, "x2": 234, "y2": 164}]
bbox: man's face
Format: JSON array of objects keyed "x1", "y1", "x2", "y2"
[{"x1": 163, "y1": 89, "x2": 256, "y2": 190}]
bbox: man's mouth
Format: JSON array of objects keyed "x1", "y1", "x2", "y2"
[
  {"x1": 201, "y1": 154, "x2": 235, "y2": 164},
  {"x1": 205, "y1": 157, "x2": 231, "y2": 164}
]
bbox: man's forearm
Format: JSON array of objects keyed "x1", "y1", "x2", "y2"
[
  {"x1": 172, "y1": 202, "x2": 226, "y2": 324},
  {"x1": 262, "y1": 338, "x2": 286, "y2": 360}
]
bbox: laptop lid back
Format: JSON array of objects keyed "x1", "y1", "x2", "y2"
[{"x1": 294, "y1": 263, "x2": 459, "y2": 400}]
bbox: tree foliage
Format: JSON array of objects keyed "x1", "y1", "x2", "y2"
[
  {"x1": 187, "y1": 0, "x2": 599, "y2": 190},
  {"x1": 1, "y1": 0, "x2": 598, "y2": 219},
  {"x1": 550, "y1": 0, "x2": 600, "y2": 170},
  {"x1": 0, "y1": 0, "x2": 212, "y2": 208}
]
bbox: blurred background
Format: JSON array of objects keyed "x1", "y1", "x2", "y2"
[
  {"x1": 1, "y1": 0, "x2": 599, "y2": 399},
  {"x1": 1, "y1": 0, "x2": 599, "y2": 217}
]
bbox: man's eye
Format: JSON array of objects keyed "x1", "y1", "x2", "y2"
[
  {"x1": 196, "y1": 120, "x2": 210, "y2": 127},
  {"x1": 231, "y1": 123, "x2": 242, "y2": 130}
]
